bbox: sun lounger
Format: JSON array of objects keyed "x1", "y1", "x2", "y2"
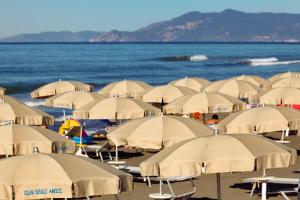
[
  {"x1": 75, "y1": 142, "x2": 113, "y2": 161},
  {"x1": 117, "y1": 165, "x2": 194, "y2": 188},
  {"x1": 148, "y1": 178, "x2": 196, "y2": 200},
  {"x1": 243, "y1": 177, "x2": 300, "y2": 200},
  {"x1": 85, "y1": 142, "x2": 113, "y2": 161}
]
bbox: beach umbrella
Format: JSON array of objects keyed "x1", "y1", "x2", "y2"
[
  {"x1": 142, "y1": 85, "x2": 196, "y2": 103},
  {"x1": 45, "y1": 91, "x2": 106, "y2": 109},
  {"x1": 0, "y1": 152, "x2": 133, "y2": 199},
  {"x1": 163, "y1": 92, "x2": 246, "y2": 115},
  {"x1": 31, "y1": 80, "x2": 93, "y2": 99},
  {"x1": 259, "y1": 87, "x2": 300, "y2": 105},
  {"x1": 235, "y1": 74, "x2": 270, "y2": 88},
  {"x1": 268, "y1": 71, "x2": 300, "y2": 83},
  {"x1": 73, "y1": 97, "x2": 160, "y2": 120},
  {"x1": 271, "y1": 77, "x2": 300, "y2": 89},
  {"x1": 204, "y1": 79, "x2": 260, "y2": 100},
  {"x1": 0, "y1": 125, "x2": 75, "y2": 156},
  {"x1": 217, "y1": 106, "x2": 300, "y2": 134},
  {"x1": 169, "y1": 77, "x2": 211, "y2": 92},
  {"x1": 0, "y1": 94, "x2": 54, "y2": 126},
  {"x1": 98, "y1": 79, "x2": 152, "y2": 98},
  {"x1": 140, "y1": 134, "x2": 296, "y2": 200},
  {"x1": 107, "y1": 115, "x2": 213, "y2": 150},
  {"x1": 0, "y1": 87, "x2": 5, "y2": 95}
]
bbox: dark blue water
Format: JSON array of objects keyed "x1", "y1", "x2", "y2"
[{"x1": 1, "y1": 43, "x2": 300, "y2": 124}]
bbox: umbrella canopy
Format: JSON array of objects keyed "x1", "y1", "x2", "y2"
[
  {"x1": 268, "y1": 71, "x2": 300, "y2": 83},
  {"x1": 163, "y1": 92, "x2": 246, "y2": 114},
  {"x1": 45, "y1": 91, "x2": 106, "y2": 109},
  {"x1": 142, "y1": 85, "x2": 196, "y2": 103},
  {"x1": 169, "y1": 77, "x2": 211, "y2": 92},
  {"x1": 98, "y1": 80, "x2": 152, "y2": 98},
  {"x1": 107, "y1": 115, "x2": 213, "y2": 149},
  {"x1": 0, "y1": 153, "x2": 133, "y2": 199},
  {"x1": 73, "y1": 97, "x2": 160, "y2": 120},
  {"x1": 31, "y1": 80, "x2": 93, "y2": 99},
  {"x1": 217, "y1": 106, "x2": 300, "y2": 134},
  {"x1": 140, "y1": 134, "x2": 296, "y2": 178},
  {"x1": 0, "y1": 125, "x2": 75, "y2": 155},
  {"x1": 0, "y1": 87, "x2": 5, "y2": 95},
  {"x1": 0, "y1": 95, "x2": 54, "y2": 126},
  {"x1": 204, "y1": 79, "x2": 260, "y2": 99},
  {"x1": 271, "y1": 77, "x2": 300, "y2": 89},
  {"x1": 259, "y1": 87, "x2": 300, "y2": 105},
  {"x1": 235, "y1": 74, "x2": 270, "y2": 88}
]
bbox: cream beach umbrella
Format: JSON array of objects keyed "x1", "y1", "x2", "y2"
[
  {"x1": 163, "y1": 92, "x2": 245, "y2": 115},
  {"x1": 271, "y1": 77, "x2": 300, "y2": 89},
  {"x1": 45, "y1": 91, "x2": 106, "y2": 109},
  {"x1": 73, "y1": 97, "x2": 160, "y2": 120},
  {"x1": 142, "y1": 85, "x2": 196, "y2": 103},
  {"x1": 31, "y1": 80, "x2": 93, "y2": 99},
  {"x1": 217, "y1": 106, "x2": 300, "y2": 134},
  {"x1": 0, "y1": 125, "x2": 75, "y2": 156},
  {"x1": 0, "y1": 95, "x2": 54, "y2": 126},
  {"x1": 0, "y1": 153, "x2": 133, "y2": 200},
  {"x1": 98, "y1": 79, "x2": 152, "y2": 98},
  {"x1": 235, "y1": 74, "x2": 270, "y2": 88},
  {"x1": 140, "y1": 134, "x2": 296, "y2": 200},
  {"x1": 107, "y1": 115, "x2": 213, "y2": 150},
  {"x1": 0, "y1": 87, "x2": 5, "y2": 95},
  {"x1": 204, "y1": 79, "x2": 260, "y2": 100},
  {"x1": 259, "y1": 87, "x2": 300, "y2": 105},
  {"x1": 169, "y1": 77, "x2": 211, "y2": 92},
  {"x1": 268, "y1": 71, "x2": 300, "y2": 83}
]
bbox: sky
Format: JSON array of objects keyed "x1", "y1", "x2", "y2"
[{"x1": 1, "y1": 0, "x2": 300, "y2": 38}]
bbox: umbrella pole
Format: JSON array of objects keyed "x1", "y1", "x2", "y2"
[
  {"x1": 216, "y1": 173, "x2": 221, "y2": 200},
  {"x1": 297, "y1": 178, "x2": 300, "y2": 200},
  {"x1": 159, "y1": 178, "x2": 163, "y2": 195},
  {"x1": 115, "y1": 145, "x2": 119, "y2": 162},
  {"x1": 80, "y1": 125, "x2": 83, "y2": 147}
]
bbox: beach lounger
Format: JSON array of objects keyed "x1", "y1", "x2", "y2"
[
  {"x1": 148, "y1": 178, "x2": 196, "y2": 200},
  {"x1": 117, "y1": 165, "x2": 194, "y2": 188},
  {"x1": 243, "y1": 177, "x2": 300, "y2": 200},
  {"x1": 85, "y1": 141, "x2": 113, "y2": 162},
  {"x1": 75, "y1": 142, "x2": 113, "y2": 161}
]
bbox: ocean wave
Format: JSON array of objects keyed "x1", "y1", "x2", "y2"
[
  {"x1": 23, "y1": 100, "x2": 45, "y2": 107},
  {"x1": 156, "y1": 55, "x2": 208, "y2": 62},
  {"x1": 190, "y1": 55, "x2": 209, "y2": 61},
  {"x1": 246, "y1": 57, "x2": 300, "y2": 66},
  {"x1": 55, "y1": 115, "x2": 73, "y2": 122}
]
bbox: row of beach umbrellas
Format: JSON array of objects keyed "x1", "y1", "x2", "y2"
[{"x1": 0, "y1": 71, "x2": 300, "y2": 199}]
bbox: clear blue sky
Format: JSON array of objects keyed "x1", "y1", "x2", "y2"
[{"x1": 1, "y1": 0, "x2": 300, "y2": 38}]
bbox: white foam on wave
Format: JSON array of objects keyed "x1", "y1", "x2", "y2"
[
  {"x1": 55, "y1": 115, "x2": 72, "y2": 122},
  {"x1": 23, "y1": 100, "x2": 45, "y2": 107},
  {"x1": 190, "y1": 55, "x2": 208, "y2": 61},
  {"x1": 247, "y1": 57, "x2": 300, "y2": 66}
]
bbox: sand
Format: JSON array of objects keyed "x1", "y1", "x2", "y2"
[{"x1": 97, "y1": 131, "x2": 300, "y2": 200}]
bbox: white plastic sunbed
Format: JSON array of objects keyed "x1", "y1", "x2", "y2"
[{"x1": 243, "y1": 177, "x2": 300, "y2": 200}]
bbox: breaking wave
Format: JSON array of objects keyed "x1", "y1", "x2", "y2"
[
  {"x1": 23, "y1": 100, "x2": 45, "y2": 107},
  {"x1": 246, "y1": 57, "x2": 300, "y2": 66},
  {"x1": 156, "y1": 55, "x2": 208, "y2": 62}
]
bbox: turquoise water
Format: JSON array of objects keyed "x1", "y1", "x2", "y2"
[{"x1": 1, "y1": 43, "x2": 300, "y2": 123}]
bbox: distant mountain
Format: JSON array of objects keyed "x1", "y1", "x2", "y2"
[
  {"x1": 0, "y1": 31, "x2": 105, "y2": 42},
  {"x1": 91, "y1": 9, "x2": 300, "y2": 42}
]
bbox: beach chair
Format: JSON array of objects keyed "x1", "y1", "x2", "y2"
[
  {"x1": 148, "y1": 177, "x2": 197, "y2": 200},
  {"x1": 243, "y1": 177, "x2": 300, "y2": 200},
  {"x1": 85, "y1": 141, "x2": 113, "y2": 161},
  {"x1": 276, "y1": 128, "x2": 290, "y2": 143}
]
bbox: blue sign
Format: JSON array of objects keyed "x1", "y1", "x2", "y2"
[{"x1": 24, "y1": 188, "x2": 63, "y2": 196}]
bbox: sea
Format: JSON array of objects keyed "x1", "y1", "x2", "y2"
[{"x1": 1, "y1": 42, "x2": 300, "y2": 131}]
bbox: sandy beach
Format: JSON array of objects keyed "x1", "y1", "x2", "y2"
[{"x1": 96, "y1": 131, "x2": 300, "y2": 200}]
